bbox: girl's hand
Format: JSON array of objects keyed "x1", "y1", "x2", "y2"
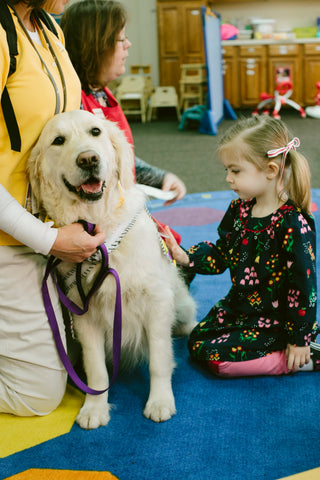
[
  {"x1": 50, "y1": 223, "x2": 106, "y2": 263},
  {"x1": 286, "y1": 344, "x2": 311, "y2": 372},
  {"x1": 163, "y1": 226, "x2": 190, "y2": 266}
]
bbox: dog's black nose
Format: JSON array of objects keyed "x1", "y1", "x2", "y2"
[{"x1": 76, "y1": 151, "x2": 99, "y2": 170}]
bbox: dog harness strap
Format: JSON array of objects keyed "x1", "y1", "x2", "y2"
[
  {"x1": 76, "y1": 221, "x2": 96, "y2": 306},
  {"x1": 42, "y1": 230, "x2": 122, "y2": 395},
  {"x1": 62, "y1": 210, "x2": 144, "y2": 297}
]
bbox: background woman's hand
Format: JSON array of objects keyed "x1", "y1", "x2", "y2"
[
  {"x1": 50, "y1": 223, "x2": 106, "y2": 263},
  {"x1": 162, "y1": 173, "x2": 186, "y2": 206},
  {"x1": 286, "y1": 343, "x2": 311, "y2": 372}
]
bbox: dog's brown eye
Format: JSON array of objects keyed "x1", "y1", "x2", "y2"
[
  {"x1": 90, "y1": 128, "x2": 101, "y2": 137},
  {"x1": 52, "y1": 136, "x2": 65, "y2": 145}
]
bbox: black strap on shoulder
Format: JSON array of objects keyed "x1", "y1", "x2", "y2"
[
  {"x1": 0, "y1": 0, "x2": 21, "y2": 151},
  {"x1": 33, "y1": 8, "x2": 58, "y2": 38},
  {"x1": 0, "y1": 3, "x2": 58, "y2": 152},
  {"x1": 0, "y1": 0, "x2": 18, "y2": 75},
  {"x1": 1, "y1": 86, "x2": 21, "y2": 151}
]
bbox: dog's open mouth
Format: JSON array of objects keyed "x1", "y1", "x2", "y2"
[{"x1": 63, "y1": 176, "x2": 106, "y2": 201}]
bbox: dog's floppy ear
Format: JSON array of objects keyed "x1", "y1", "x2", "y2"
[{"x1": 104, "y1": 120, "x2": 135, "y2": 190}]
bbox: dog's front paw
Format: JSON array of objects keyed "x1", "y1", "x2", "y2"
[
  {"x1": 76, "y1": 403, "x2": 111, "y2": 429},
  {"x1": 143, "y1": 395, "x2": 176, "y2": 423}
]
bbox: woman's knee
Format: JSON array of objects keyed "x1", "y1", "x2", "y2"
[
  {"x1": 22, "y1": 368, "x2": 68, "y2": 415},
  {"x1": 0, "y1": 368, "x2": 67, "y2": 416}
]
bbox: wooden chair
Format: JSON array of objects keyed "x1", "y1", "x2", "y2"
[
  {"x1": 130, "y1": 65, "x2": 153, "y2": 99},
  {"x1": 148, "y1": 86, "x2": 181, "y2": 122},
  {"x1": 116, "y1": 75, "x2": 148, "y2": 123},
  {"x1": 179, "y1": 64, "x2": 206, "y2": 111}
]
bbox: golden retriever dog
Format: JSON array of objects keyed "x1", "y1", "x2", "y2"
[{"x1": 28, "y1": 110, "x2": 196, "y2": 430}]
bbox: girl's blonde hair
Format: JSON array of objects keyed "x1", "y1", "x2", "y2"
[{"x1": 218, "y1": 115, "x2": 311, "y2": 213}]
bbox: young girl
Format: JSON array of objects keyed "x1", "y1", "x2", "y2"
[{"x1": 166, "y1": 115, "x2": 319, "y2": 377}]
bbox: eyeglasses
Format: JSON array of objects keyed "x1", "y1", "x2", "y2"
[{"x1": 116, "y1": 35, "x2": 129, "y2": 46}]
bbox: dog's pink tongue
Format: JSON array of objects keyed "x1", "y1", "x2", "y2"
[{"x1": 81, "y1": 181, "x2": 102, "y2": 193}]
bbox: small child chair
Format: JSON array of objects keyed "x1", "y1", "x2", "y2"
[
  {"x1": 148, "y1": 86, "x2": 181, "y2": 122},
  {"x1": 116, "y1": 75, "x2": 148, "y2": 123},
  {"x1": 179, "y1": 64, "x2": 206, "y2": 111}
]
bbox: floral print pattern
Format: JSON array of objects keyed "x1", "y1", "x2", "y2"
[{"x1": 187, "y1": 199, "x2": 318, "y2": 363}]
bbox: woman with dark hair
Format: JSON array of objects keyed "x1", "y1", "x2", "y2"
[
  {"x1": 0, "y1": 0, "x2": 105, "y2": 416},
  {"x1": 61, "y1": 0, "x2": 186, "y2": 204}
]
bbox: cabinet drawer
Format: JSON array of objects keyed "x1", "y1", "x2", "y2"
[
  {"x1": 268, "y1": 44, "x2": 300, "y2": 56},
  {"x1": 239, "y1": 45, "x2": 266, "y2": 57},
  {"x1": 304, "y1": 43, "x2": 320, "y2": 55},
  {"x1": 221, "y1": 46, "x2": 237, "y2": 58}
]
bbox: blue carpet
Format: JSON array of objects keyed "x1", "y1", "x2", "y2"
[{"x1": 1, "y1": 190, "x2": 320, "y2": 480}]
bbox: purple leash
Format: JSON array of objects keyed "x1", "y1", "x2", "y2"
[{"x1": 42, "y1": 221, "x2": 122, "y2": 395}]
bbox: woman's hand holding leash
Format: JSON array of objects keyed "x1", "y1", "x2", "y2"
[{"x1": 50, "y1": 223, "x2": 106, "y2": 263}]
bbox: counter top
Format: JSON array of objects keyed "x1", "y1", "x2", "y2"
[{"x1": 222, "y1": 38, "x2": 320, "y2": 46}]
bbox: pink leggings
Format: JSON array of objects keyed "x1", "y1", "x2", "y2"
[{"x1": 208, "y1": 350, "x2": 290, "y2": 378}]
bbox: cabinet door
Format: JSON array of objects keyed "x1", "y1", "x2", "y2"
[
  {"x1": 238, "y1": 46, "x2": 267, "y2": 107},
  {"x1": 158, "y1": 4, "x2": 180, "y2": 58},
  {"x1": 222, "y1": 46, "x2": 239, "y2": 108},
  {"x1": 239, "y1": 59, "x2": 267, "y2": 106},
  {"x1": 303, "y1": 44, "x2": 320, "y2": 105},
  {"x1": 157, "y1": 3, "x2": 181, "y2": 90},
  {"x1": 181, "y1": 5, "x2": 204, "y2": 63}
]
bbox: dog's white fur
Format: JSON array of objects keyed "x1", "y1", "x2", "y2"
[{"x1": 28, "y1": 110, "x2": 196, "y2": 429}]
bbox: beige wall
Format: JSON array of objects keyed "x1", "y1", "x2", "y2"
[
  {"x1": 121, "y1": 0, "x2": 159, "y2": 86},
  {"x1": 215, "y1": 0, "x2": 320, "y2": 31}
]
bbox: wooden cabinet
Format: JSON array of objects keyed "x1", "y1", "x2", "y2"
[
  {"x1": 239, "y1": 45, "x2": 267, "y2": 107},
  {"x1": 303, "y1": 43, "x2": 320, "y2": 105},
  {"x1": 157, "y1": 1, "x2": 207, "y2": 94},
  {"x1": 222, "y1": 41, "x2": 320, "y2": 108}
]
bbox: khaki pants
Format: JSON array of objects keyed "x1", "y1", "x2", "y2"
[{"x1": 0, "y1": 246, "x2": 67, "y2": 416}]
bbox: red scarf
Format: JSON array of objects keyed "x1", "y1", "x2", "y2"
[{"x1": 81, "y1": 88, "x2": 135, "y2": 175}]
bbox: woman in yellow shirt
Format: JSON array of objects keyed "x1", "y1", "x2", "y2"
[{"x1": 0, "y1": 0, "x2": 105, "y2": 416}]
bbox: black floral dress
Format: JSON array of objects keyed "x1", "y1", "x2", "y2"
[{"x1": 187, "y1": 198, "x2": 318, "y2": 363}]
